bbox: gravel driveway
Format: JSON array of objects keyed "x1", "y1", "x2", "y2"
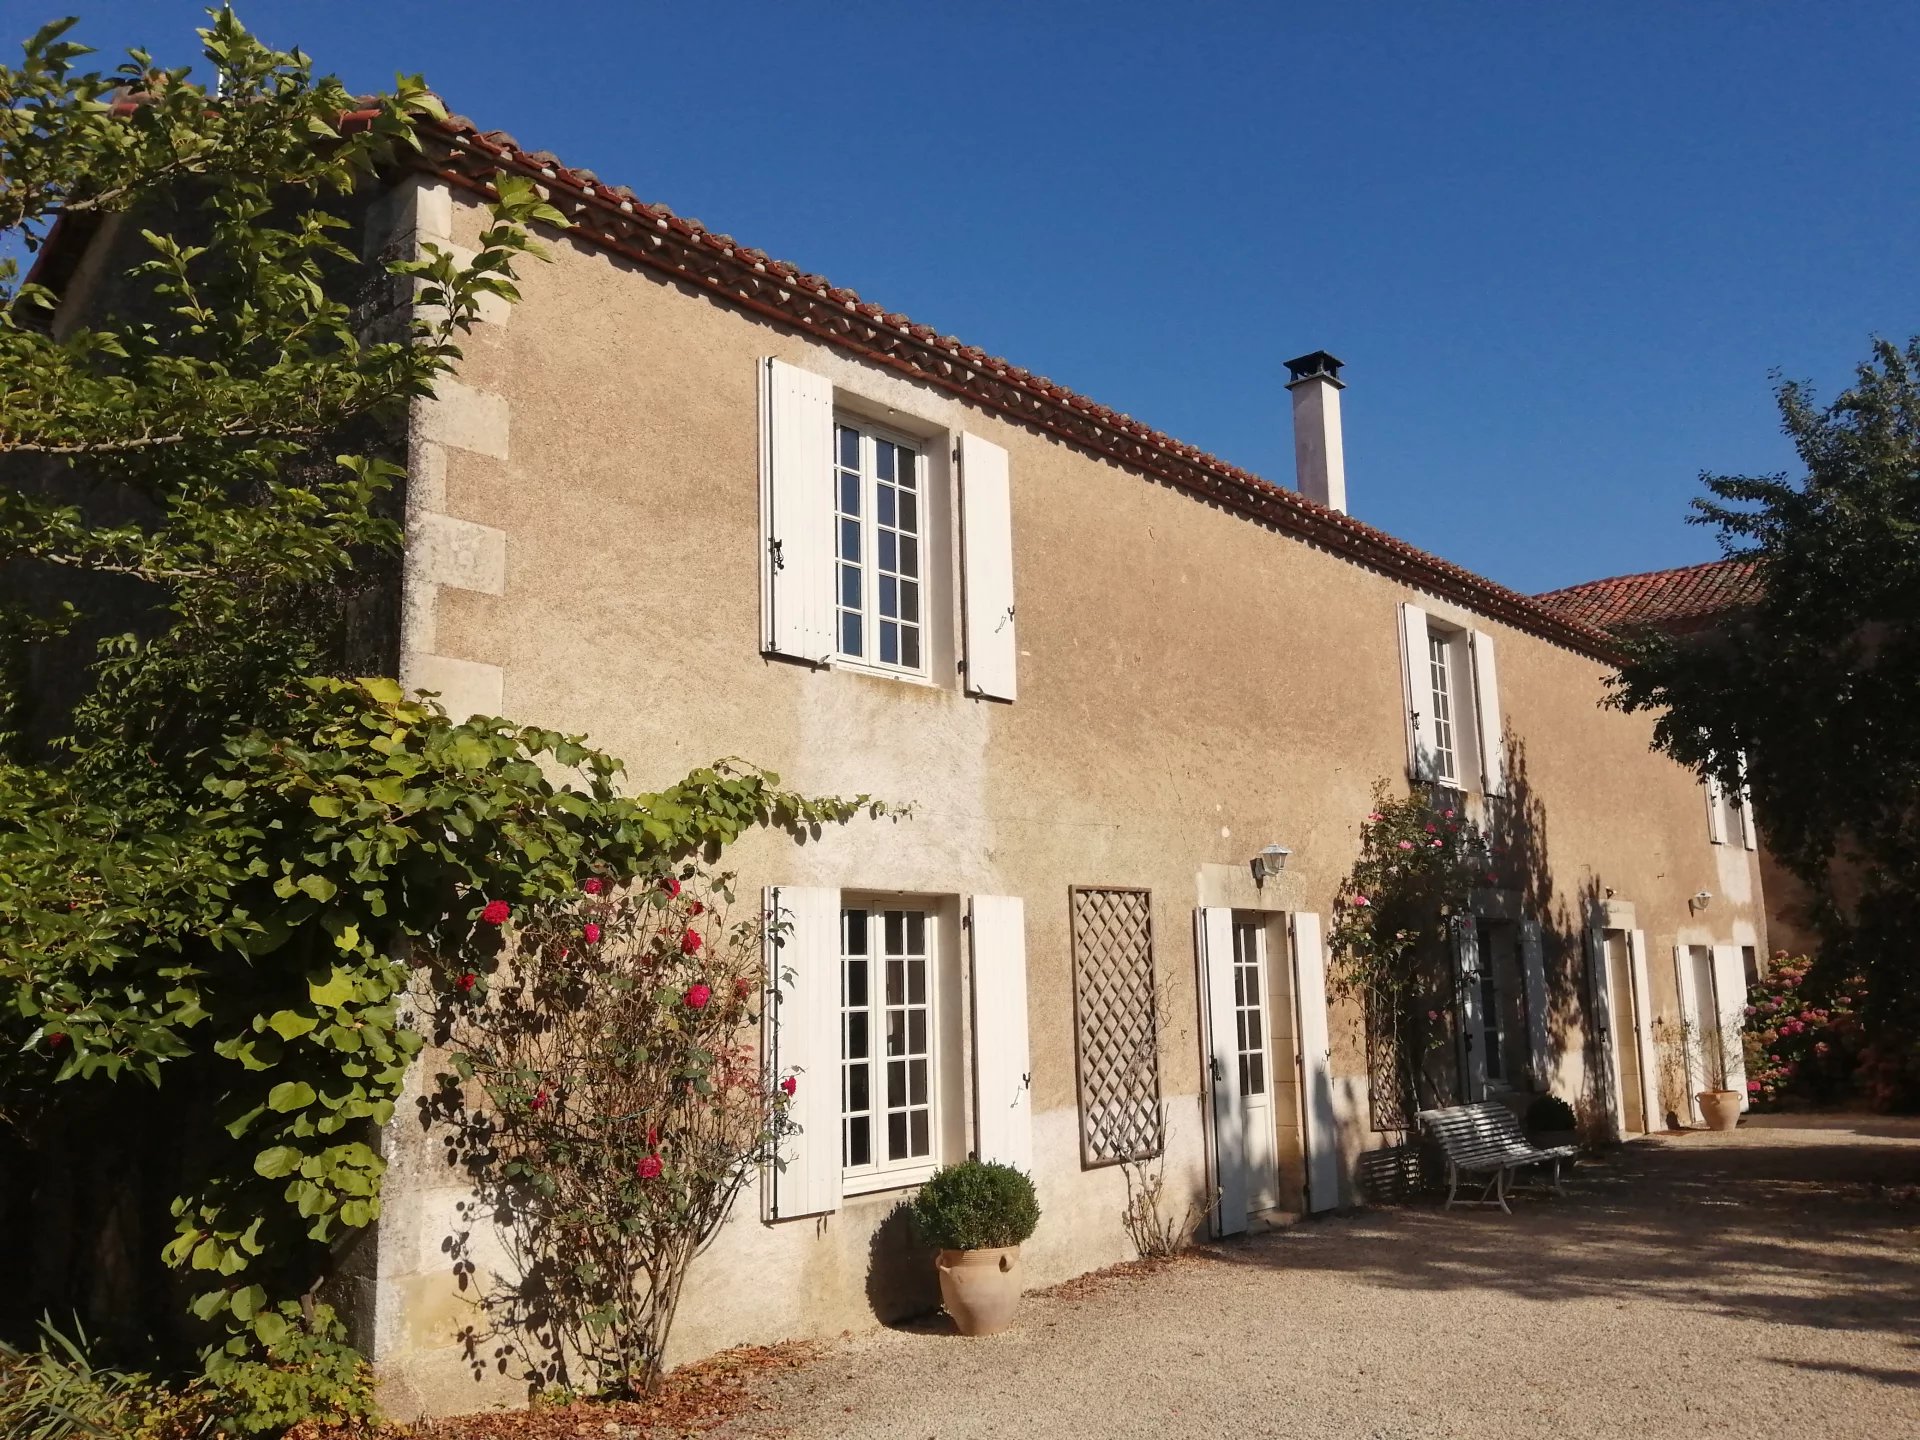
[{"x1": 715, "y1": 1115, "x2": 1920, "y2": 1439}]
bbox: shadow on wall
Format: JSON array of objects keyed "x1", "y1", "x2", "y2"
[
  {"x1": 865, "y1": 1198, "x2": 941, "y2": 1327},
  {"x1": 1481, "y1": 733, "x2": 1609, "y2": 1131},
  {"x1": 1204, "y1": 1129, "x2": 1920, "y2": 1343}
]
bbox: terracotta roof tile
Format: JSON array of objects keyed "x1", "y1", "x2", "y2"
[{"x1": 1535, "y1": 558, "x2": 1760, "y2": 635}]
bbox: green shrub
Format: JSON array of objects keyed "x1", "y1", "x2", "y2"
[
  {"x1": 203, "y1": 1303, "x2": 376, "y2": 1435},
  {"x1": 0, "y1": 1320, "x2": 206, "y2": 1440},
  {"x1": 910, "y1": 1161, "x2": 1040, "y2": 1251},
  {"x1": 1525, "y1": 1094, "x2": 1577, "y2": 1132}
]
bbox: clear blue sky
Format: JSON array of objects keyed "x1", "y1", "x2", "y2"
[{"x1": 24, "y1": 2, "x2": 1920, "y2": 593}]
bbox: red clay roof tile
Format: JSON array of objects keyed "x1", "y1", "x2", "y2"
[{"x1": 1535, "y1": 558, "x2": 1760, "y2": 635}]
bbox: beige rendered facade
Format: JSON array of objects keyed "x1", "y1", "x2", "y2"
[{"x1": 356, "y1": 148, "x2": 1767, "y2": 1416}]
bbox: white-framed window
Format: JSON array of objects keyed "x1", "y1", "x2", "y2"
[
  {"x1": 1427, "y1": 631, "x2": 1461, "y2": 786},
  {"x1": 833, "y1": 418, "x2": 926, "y2": 676},
  {"x1": 1398, "y1": 604, "x2": 1503, "y2": 794},
  {"x1": 1476, "y1": 920, "x2": 1507, "y2": 1087},
  {"x1": 840, "y1": 902, "x2": 939, "y2": 1191}
]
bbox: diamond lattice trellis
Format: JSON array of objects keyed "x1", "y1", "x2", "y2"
[
  {"x1": 1366, "y1": 987, "x2": 1414, "y2": 1133},
  {"x1": 1070, "y1": 887, "x2": 1164, "y2": 1166}
]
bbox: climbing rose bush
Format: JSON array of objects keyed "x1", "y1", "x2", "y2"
[
  {"x1": 1743, "y1": 952, "x2": 1862, "y2": 1107},
  {"x1": 434, "y1": 871, "x2": 796, "y2": 1397}
]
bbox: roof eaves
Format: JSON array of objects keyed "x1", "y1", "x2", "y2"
[{"x1": 404, "y1": 113, "x2": 1621, "y2": 663}]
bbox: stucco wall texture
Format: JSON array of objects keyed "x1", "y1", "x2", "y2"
[{"x1": 367, "y1": 185, "x2": 1768, "y2": 1417}]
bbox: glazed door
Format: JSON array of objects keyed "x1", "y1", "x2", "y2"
[{"x1": 1232, "y1": 918, "x2": 1282, "y2": 1213}]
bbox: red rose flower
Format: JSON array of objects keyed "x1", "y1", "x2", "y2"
[
  {"x1": 685, "y1": 983, "x2": 712, "y2": 1010},
  {"x1": 45, "y1": 1032, "x2": 66, "y2": 1049},
  {"x1": 583, "y1": 877, "x2": 605, "y2": 895},
  {"x1": 636, "y1": 1154, "x2": 663, "y2": 1180},
  {"x1": 688, "y1": 900, "x2": 705, "y2": 916},
  {"x1": 530, "y1": 1087, "x2": 550, "y2": 1112},
  {"x1": 661, "y1": 875, "x2": 682, "y2": 898},
  {"x1": 480, "y1": 899, "x2": 511, "y2": 926},
  {"x1": 735, "y1": 977, "x2": 752, "y2": 999},
  {"x1": 780, "y1": 1075, "x2": 797, "y2": 1097},
  {"x1": 681, "y1": 929, "x2": 702, "y2": 956},
  {"x1": 583, "y1": 922, "x2": 601, "y2": 944},
  {"x1": 457, "y1": 972, "x2": 477, "y2": 993}
]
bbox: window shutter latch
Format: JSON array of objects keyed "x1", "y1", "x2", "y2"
[{"x1": 767, "y1": 536, "x2": 785, "y2": 573}]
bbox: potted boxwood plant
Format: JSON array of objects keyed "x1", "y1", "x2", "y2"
[
  {"x1": 911, "y1": 1159, "x2": 1041, "y2": 1336},
  {"x1": 1524, "y1": 1093, "x2": 1579, "y2": 1149}
]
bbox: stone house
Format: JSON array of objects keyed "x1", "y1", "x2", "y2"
[{"x1": 27, "y1": 112, "x2": 1771, "y2": 1416}]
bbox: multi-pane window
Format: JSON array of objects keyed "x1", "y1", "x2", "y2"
[
  {"x1": 833, "y1": 420, "x2": 924, "y2": 674},
  {"x1": 1476, "y1": 920, "x2": 1506, "y2": 1086},
  {"x1": 1233, "y1": 920, "x2": 1267, "y2": 1097},
  {"x1": 841, "y1": 906, "x2": 934, "y2": 1182},
  {"x1": 1428, "y1": 631, "x2": 1458, "y2": 784}
]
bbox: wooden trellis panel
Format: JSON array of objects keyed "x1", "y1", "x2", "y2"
[{"x1": 1069, "y1": 887, "x2": 1163, "y2": 1167}]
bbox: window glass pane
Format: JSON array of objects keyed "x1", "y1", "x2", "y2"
[
  {"x1": 908, "y1": 1009, "x2": 927, "y2": 1053},
  {"x1": 898, "y1": 448, "x2": 918, "y2": 490},
  {"x1": 879, "y1": 531, "x2": 897, "y2": 575},
  {"x1": 877, "y1": 485, "x2": 896, "y2": 528},
  {"x1": 909, "y1": 1109, "x2": 929, "y2": 1157},
  {"x1": 906, "y1": 911, "x2": 926, "y2": 953},
  {"x1": 876, "y1": 441, "x2": 896, "y2": 482},
  {"x1": 909, "y1": 1058, "x2": 928, "y2": 1104},
  {"x1": 879, "y1": 623, "x2": 899, "y2": 666},
  {"x1": 845, "y1": 910, "x2": 867, "y2": 955},
  {"x1": 886, "y1": 1009, "x2": 905, "y2": 1056},
  {"x1": 838, "y1": 425, "x2": 860, "y2": 470},
  {"x1": 1247, "y1": 1054, "x2": 1265, "y2": 1096},
  {"x1": 840, "y1": 564, "x2": 861, "y2": 610},
  {"x1": 907, "y1": 958, "x2": 926, "y2": 1004},
  {"x1": 846, "y1": 1010, "x2": 868, "y2": 1060},
  {"x1": 839, "y1": 470, "x2": 861, "y2": 516},
  {"x1": 839, "y1": 517, "x2": 861, "y2": 563},
  {"x1": 1239, "y1": 1054, "x2": 1252, "y2": 1095},
  {"x1": 879, "y1": 573, "x2": 898, "y2": 616},
  {"x1": 847, "y1": 1114, "x2": 870, "y2": 1168},
  {"x1": 885, "y1": 910, "x2": 905, "y2": 953},
  {"x1": 900, "y1": 535, "x2": 919, "y2": 579},
  {"x1": 847, "y1": 1062, "x2": 869, "y2": 1112},
  {"x1": 900, "y1": 490, "x2": 917, "y2": 532},
  {"x1": 840, "y1": 612, "x2": 862, "y2": 657},
  {"x1": 901, "y1": 627, "x2": 921, "y2": 670},
  {"x1": 887, "y1": 1111, "x2": 908, "y2": 1160}
]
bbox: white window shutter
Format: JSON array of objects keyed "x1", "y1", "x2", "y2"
[
  {"x1": 759, "y1": 358, "x2": 836, "y2": 664},
  {"x1": 1196, "y1": 907, "x2": 1245, "y2": 1235},
  {"x1": 1519, "y1": 917, "x2": 1550, "y2": 1090},
  {"x1": 1586, "y1": 924, "x2": 1623, "y2": 1136},
  {"x1": 1738, "y1": 785, "x2": 1759, "y2": 851},
  {"x1": 1711, "y1": 944, "x2": 1750, "y2": 1108},
  {"x1": 1289, "y1": 912, "x2": 1340, "y2": 1214},
  {"x1": 968, "y1": 894, "x2": 1034, "y2": 1174},
  {"x1": 1704, "y1": 776, "x2": 1728, "y2": 845},
  {"x1": 1627, "y1": 930, "x2": 1659, "y2": 1132},
  {"x1": 764, "y1": 884, "x2": 842, "y2": 1219},
  {"x1": 958, "y1": 431, "x2": 1017, "y2": 700},
  {"x1": 1673, "y1": 942, "x2": 1705, "y2": 1121},
  {"x1": 1397, "y1": 603, "x2": 1438, "y2": 781},
  {"x1": 1452, "y1": 916, "x2": 1485, "y2": 1101},
  {"x1": 1468, "y1": 629, "x2": 1508, "y2": 797}
]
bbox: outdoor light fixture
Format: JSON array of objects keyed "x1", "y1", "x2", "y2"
[
  {"x1": 1250, "y1": 844, "x2": 1291, "y2": 885},
  {"x1": 1691, "y1": 891, "x2": 1713, "y2": 913}
]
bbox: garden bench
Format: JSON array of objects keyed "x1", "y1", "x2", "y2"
[{"x1": 1416, "y1": 1101, "x2": 1580, "y2": 1213}]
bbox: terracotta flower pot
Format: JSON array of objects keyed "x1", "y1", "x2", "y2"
[
  {"x1": 935, "y1": 1245, "x2": 1022, "y2": 1336},
  {"x1": 1697, "y1": 1090, "x2": 1742, "y2": 1132}
]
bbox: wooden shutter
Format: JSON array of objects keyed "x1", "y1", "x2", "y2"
[
  {"x1": 1704, "y1": 776, "x2": 1728, "y2": 845},
  {"x1": 1451, "y1": 915, "x2": 1485, "y2": 1100},
  {"x1": 1673, "y1": 942, "x2": 1707, "y2": 1122},
  {"x1": 1738, "y1": 787, "x2": 1759, "y2": 851},
  {"x1": 759, "y1": 358, "x2": 836, "y2": 664},
  {"x1": 1397, "y1": 603, "x2": 1438, "y2": 782},
  {"x1": 1289, "y1": 912, "x2": 1340, "y2": 1214},
  {"x1": 1468, "y1": 629, "x2": 1507, "y2": 797},
  {"x1": 1586, "y1": 925, "x2": 1624, "y2": 1137},
  {"x1": 1519, "y1": 917, "x2": 1550, "y2": 1090},
  {"x1": 1627, "y1": 930, "x2": 1659, "y2": 1131},
  {"x1": 969, "y1": 894, "x2": 1034, "y2": 1173},
  {"x1": 1196, "y1": 907, "x2": 1245, "y2": 1236},
  {"x1": 1711, "y1": 944, "x2": 1750, "y2": 1108},
  {"x1": 764, "y1": 884, "x2": 842, "y2": 1219},
  {"x1": 959, "y1": 431, "x2": 1017, "y2": 701}
]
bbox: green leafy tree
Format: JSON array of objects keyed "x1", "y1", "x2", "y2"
[
  {"x1": 1609, "y1": 337, "x2": 1920, "y2": 1095},
  {"x1": 0, "y1": 8, "x2": 890, "y2": 1412}
]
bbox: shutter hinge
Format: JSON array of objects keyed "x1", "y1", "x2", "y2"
[{"x1": 768, "y1": 536, "x2": 785, "y2": 573}]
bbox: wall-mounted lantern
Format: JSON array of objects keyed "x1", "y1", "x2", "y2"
[
  {"x1": 1250, "y1": 844, "x2": 1291, "y2": 886},
  {"x1": 1690, "y1": 890, "x2": 1713, "y2": 914}
]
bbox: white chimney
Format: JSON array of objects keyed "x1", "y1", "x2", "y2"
[{"x1": 1284, "y1": 350, "x2": 1347, "y2": 513}]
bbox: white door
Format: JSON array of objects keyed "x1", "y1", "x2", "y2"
[
  {"x1": 1290, "y1": 913, "x2": 1340, "y2": 1214},
  {"x1": 1232, "y1": 919, "x2": 1282, "y2": 1213}
]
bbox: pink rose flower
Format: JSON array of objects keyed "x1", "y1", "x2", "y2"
[
  {"x1": 1398, "y1": 840, "x2": 1414, "y2": 851},
  {"x1": 661, "y1": 875, "x2": 682, "y2": 898},
  {"x1": 583, "y1": 922, "x2": 601, "y2": 944},
  {"x1": 681, "y1": 929, "x2": 703, "y2": 956},
  {"x1": 583, "y1": 877, "x2": 605, "y2": 895},
  {"x1": 636, "y1": 1154, "x2": 663, "y2": 1180},
  {"x1": 1352, "y1": 895, "x2": 1369, "y2": 907},
  {"x1": 480, "y1": 899, "x2": 510, "y2": 926},
  {"x1": 780, "y1": 1075, "x2": 797, "y2": 1097},
  {"x1": 685, "y1": 982, "x2": 713, "y2": 1010}
]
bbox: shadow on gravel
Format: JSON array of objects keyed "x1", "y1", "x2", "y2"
[
  {"x1": 1206, "y1": 1128, "x2": 1920, "y2": 1340},
  {"x1": 1770, "y1": 1357, "x2": 1920, "y2": 1389}
]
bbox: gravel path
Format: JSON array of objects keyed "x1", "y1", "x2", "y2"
[{"x1": 714, "y1": 1115, "x2": 1920, "y2": 1439}]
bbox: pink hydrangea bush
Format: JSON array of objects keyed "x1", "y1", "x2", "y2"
[{"x1": 1743, "y1": 952, "x2": 1861, "y2": 1107}]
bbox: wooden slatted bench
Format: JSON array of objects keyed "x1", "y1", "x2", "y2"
[{"x1": 1417, "y1": 1101, "x2": 1580, "y2": 1213}]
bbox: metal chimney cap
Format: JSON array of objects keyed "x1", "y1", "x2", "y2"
[{"x1": 1284, "y1": 350, "x2": 1346, "y2": 388}]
